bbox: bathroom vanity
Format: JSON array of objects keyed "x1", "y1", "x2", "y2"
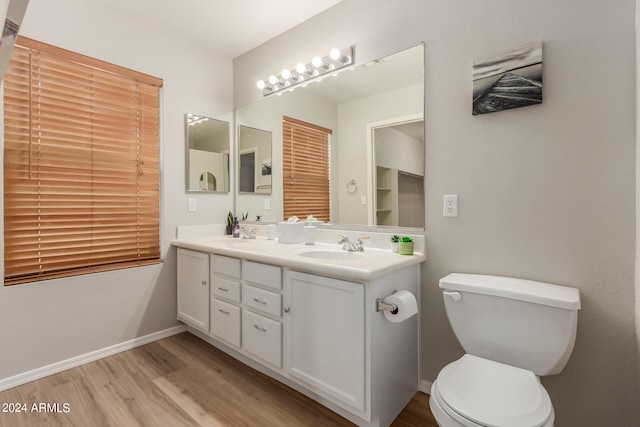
[{"x1": 172, "y1": 227, "x2": 424, "y2": 427}]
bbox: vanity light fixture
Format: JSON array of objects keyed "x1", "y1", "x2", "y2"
[{"x1": 256, "y1": 46, "x2": 355, "y2": 97}]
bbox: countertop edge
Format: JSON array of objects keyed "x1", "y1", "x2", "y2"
[{"x1": 171, "y1": 238, "x2": 425, "y2": 282}]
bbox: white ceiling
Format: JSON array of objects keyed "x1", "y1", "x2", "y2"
[{"x1": 96, "y1": 0, "x2": 344, "y2": 58}]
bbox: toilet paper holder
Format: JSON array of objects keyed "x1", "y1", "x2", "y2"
[{"x1": 376, "y1": 291, "x2": 399, "y2": 314}]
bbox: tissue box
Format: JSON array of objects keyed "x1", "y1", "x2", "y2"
[{"x1": 278, "y1": 222, "x2": 303, "y2": 244}]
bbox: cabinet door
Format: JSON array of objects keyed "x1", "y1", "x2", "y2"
[
  {"x1": 284, "y1": 271, "x2": 365, "y2": 412},
  {"x1": 177, "y1": 248, "x2": 210, "y2": 332}
]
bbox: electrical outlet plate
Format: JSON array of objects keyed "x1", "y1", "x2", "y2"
[
  {"x1": 444, "y1": 195, "x2": 458, "y2": 217},
  {"x1": 188, "y1": 197, "x2": 197, "y2": 212}
]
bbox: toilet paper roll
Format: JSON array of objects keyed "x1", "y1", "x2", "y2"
[{"x1": 383, "y1": 290, "x2": 418, "y2": 323}]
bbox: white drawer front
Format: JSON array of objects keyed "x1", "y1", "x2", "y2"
[
  {"x1": 210, "y1": 298, "x2": 241, "y2": 348},
  {"x1": 242, "y1": 310, "x2": 282, "y2": 368},
  {"x1": 243, "y1": 284, "x2": 282, "y2": 317},
  {"x1": 211, "y1": 276, "x2": 241, "y2": 303},
  {"x1": 211, "y1": 254, "x2": 241, "y2": 279},
  {"x1": 242, "y1": 260, "x2": 282, "y2": 290}
]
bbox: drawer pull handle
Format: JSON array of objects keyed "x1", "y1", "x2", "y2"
[
  {"x1": 253, "y1": 324, "x2": 267, "y2": 332},
  {"x1": 217, "y1": 287, "x2": 229, "y2": 292},
  {"x1": 218, "y1": 309, "x2": 230, "y2": 315},
  {"x1": 201, "y1": 280, "x2": 207, "y2": 286},
  {"x1": 253, "y1": 298, "x2": 267, "y2": 305}
]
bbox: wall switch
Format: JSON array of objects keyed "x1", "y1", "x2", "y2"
[
  {"x1": 264, "y1": 198, "x2": 271, "y2": 210},
  {"x1": 444, "y1": 195, "x2": 458, "y2": 217},
  {"x1": 360, "y1": 195, "x2": 366, "y2": 205},
  {"x1": 187, "y1": 197, "x2": 197, "y2": 212}
]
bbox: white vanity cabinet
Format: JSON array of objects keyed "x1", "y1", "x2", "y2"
[
  {"x1": 176, "y1": 248, "x2": 210, "y2": 333},
  {"x1": 283, "y1": 271, "x2": 366, "y2": 412},
  {"x1": 175, "y1": 242, "x2": 421, "y2": 427}
]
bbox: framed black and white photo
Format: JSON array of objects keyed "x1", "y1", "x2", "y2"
[{"x1": 472, "y1": 41, "x2": 543, "y2": 115}]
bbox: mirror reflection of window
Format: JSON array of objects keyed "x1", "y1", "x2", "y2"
[{"x1": 283, "y1": 116, "x2": 332, "y2": 223}]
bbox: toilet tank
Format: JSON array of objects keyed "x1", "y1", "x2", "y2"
[{"x1": 439, "y1": 273, "x2": 581, "y2": 376}]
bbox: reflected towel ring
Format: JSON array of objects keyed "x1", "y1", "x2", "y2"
[{"x1": 346, "y1": 179, "x2": 357, "y2": 194}]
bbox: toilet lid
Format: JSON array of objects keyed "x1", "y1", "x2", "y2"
[{"x1": 437, "y1": 355, "x2": 552, "y2": 427}]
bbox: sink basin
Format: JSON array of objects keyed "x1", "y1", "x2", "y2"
[{"x1": 297, "y1": 250, "x2": 359, "y2": 260}]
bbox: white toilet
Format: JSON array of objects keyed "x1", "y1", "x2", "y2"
[{"x1": 430, "y1": 273, "x2": 581, "y2": 427}]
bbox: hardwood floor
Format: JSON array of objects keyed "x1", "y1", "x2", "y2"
[{"x1": 0, "y1": 332, "x2": 438, "y2": 427}]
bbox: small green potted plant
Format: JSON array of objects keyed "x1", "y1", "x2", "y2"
[
  {"x1": 390, "y1": 235, "x2": 400, "y2": 253},
  {"x1": 398, "y1": 236, "x2": 414, "y2": 255}
]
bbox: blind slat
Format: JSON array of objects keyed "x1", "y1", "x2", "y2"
[
  {"x1": 282, "y1": 117, "x2": 331, "y2": 222},
  {"x1": 4, "y1": 38, "x2": 162, "y2": 286}
]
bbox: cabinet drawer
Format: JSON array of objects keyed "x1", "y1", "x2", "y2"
[
  {"x1": 211, "y1": 276, "x2": 241, "y2": 303},
  {"x1": 211, "y1": 254, "x2": 241, "y2": 279},
  {"x1": 242, "y1": 310, "x2": 282, "y2": 368},
  {"x1": 242, "y1": 260, "x2": 282, "y2": 290},
  {"x1": 210, "y1": 298, "x2": 241, "y2": 348},
  {"x1": 243, "y1": 284, "x2": 282, "y2": 317}
]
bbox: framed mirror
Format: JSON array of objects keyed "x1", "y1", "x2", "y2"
[
  {"x1": 238, "y1": 125, "x2": 272, "y2": 194},
  {"x1": 235, "y1": 43, "x2": 424, "y2": 229},
  {"x1": 185, "y1": 114, "x2": 230, "y2": 193}
]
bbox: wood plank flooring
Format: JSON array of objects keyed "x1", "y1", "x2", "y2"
[{"x1": 0, "y1": 332, "x2": 438, "y2": 427}]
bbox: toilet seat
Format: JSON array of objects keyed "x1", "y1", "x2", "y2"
[{"x1": 435, "y1": 354, "x2": 553, "y2": 427}]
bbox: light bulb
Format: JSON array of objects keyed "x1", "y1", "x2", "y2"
[
  {"x1": 281, "y1": 69, "x2": 292, "y2": 79},
  {"x1": 312, "y1": 56, "x2": 323, "y2": 68},
  {"x1": 330, "y1": 48, "x2": 341, "y2": 60},
  {"x1": 296, "y1": 63, "x2": 307, "y2": 74},
  {"x1": 256, "y1": 80, "x2": 266, "y2": 90},
  {"x1": 268, "y1": 75, "x2": 279, "y2": 85}
]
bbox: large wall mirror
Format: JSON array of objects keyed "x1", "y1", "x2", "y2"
[
  {"x1": 235, "y1": 43, "x2": 424, "y2": 228},
  {"x1": 186, "y1": 114, "x2": 230, "y2": 193}
]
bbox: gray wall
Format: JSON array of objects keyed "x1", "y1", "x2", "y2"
[{"x1": 235, "y1": 0, "x2": 639, "y2": 425}]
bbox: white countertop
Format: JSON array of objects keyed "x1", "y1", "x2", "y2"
[{"x1": 171, "y1": 235, "x2": 425, "y2": 282}]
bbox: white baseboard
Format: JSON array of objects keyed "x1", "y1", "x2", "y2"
[
  {"x1": 0, "y1": 325, "x2": 187, "y2": 392},
  {"x1": 419, "y1": 379, "x2": 433, "y2": 395}
]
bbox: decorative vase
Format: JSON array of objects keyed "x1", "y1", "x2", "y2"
[
  {"x1": 398, "y1": 241, "x2": 414, "y2": 256},
  {"x1": 391, "y1": 242, "x2": 399, "y2": 253}
]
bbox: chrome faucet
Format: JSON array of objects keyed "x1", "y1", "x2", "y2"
[
  {"x1": 240, "y1": 227, "x2": 257, "y2": 239},
  {"x1": 338, "y1": 234, "x2": 369, "y2": 252}
]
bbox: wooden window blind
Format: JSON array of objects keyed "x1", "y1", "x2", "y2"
[
  {"x1": 3, "y1": 36, "x2": 163, "y2": 285},
  {"x1": 282, "y1": 116, "x2": 332, "y2": 222}
]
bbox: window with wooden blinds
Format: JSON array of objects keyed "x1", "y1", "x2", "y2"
[
  {"x1": 282, "y1": 116, "x2": 332, "y2": 222},
  {"x1": 3, "y1": 37, "x2": 163, "y2": 285}
]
